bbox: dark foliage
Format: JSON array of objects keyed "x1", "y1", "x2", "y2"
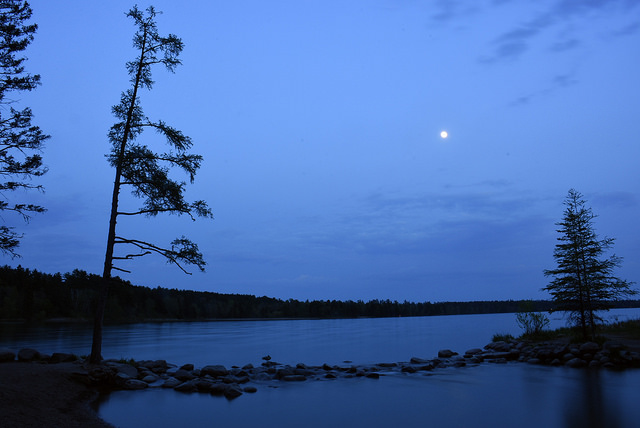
[
  {"x1": 543, "y1": 189, "x2": 637, "y2": 340},
  {"x1": 2, "y1": 265, "x2": 639, "y2": 323},
  {"x1": 0, "y1": 0, "x2": 50, "y2": 257}
]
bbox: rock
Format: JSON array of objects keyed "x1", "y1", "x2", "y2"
[
  {"x1": 0, "y1": 349, "x2": 15, "y2": 362},
  {"x1": 201, "y1": 365, "x2": 229, "y2": 377},
  {"x1": 162, "y1": 377, "x2": 182, "y2": 388},
  {"x1": 88, "y1": 366, "x2": 116, "y2": 384},
  {"x1": 465, "y1": 348, "x2": 483, "y2": 356},
  {"x1": 365, "y1": 372, "x2": 379, "y2": 379},
  {"x1": 174, "y1": 380, "x2": 198, "y2": 393},
  {"x1": 377, "y1": 362, "x2": 397, "y2": 368},
  {"x1": 138, "y1": 359, "x2": 168, "y2": 373},
  {"x1": 243, "y1": 386, "x2": 257, "y2": 393},
  {"x1": 566, "y1": 358, "x2": 586, "y2": 368},
  {"x1": 253, "y1": 372, "x2": 273, "y2": 381},
  {"x1": 276, "y1": 367, "x2": 296, "y2": 379},
  {"x1": 486, "y1": 341, "x2": 512, "y2": 352},
  {"x1": 417, "y1": 363, "x2": 434, "y2": 371},
  {"x1": 224, "y1": 385, "x2": 243, "y2": 400},
  {"x1": 180, "y1": 363, "x2": 194, "y2": 371},
  {"x1": 124, "y1": 379, "x2": 148, "y2": 390},
  {"x1": 325, "y1": 373, "x2": 337, "y2": 379},
  {"x1": 195, "y1": 379, "x2": 214, "y2": 392},
  {"x1": 142, "y1": 374, "x2": 159, "y2": 383},
  {"x1": 579, "y1": 342, "x2": 601, "y2": 354},
  {"x1": 401, "y1": 366, "x2": 417, "y2": 373},
  {"x1": 294, "y1": 368, "x2": 315, "y2": 376},
  {"x1": 49, "y1": 352, "x2": 76, "y2": 363},
  {"x1": 173, "y1": 369, "x2": 196, "y2": 381},
  {"x1": 242, "y1": 363, "x2": 254, "y2": 370},
  {"x1": 437, "y1": 349, "x2": 457, "y2": 358},
  {"x1": 281, "y1": 375, "x2": 306, "y2": 381},
  {"x1": 109, "y1": 363, "x2": 139, "y2": 379},
  {"x1": 210, "y1": 383, "x2": 228, "y2": 395},
  {"x1": 588, "y1": 360, "x2": 600, "y2": 368},
  {"x1": 527, "y1": 358, "x2": 541, "y2": 365},
  {"x1": 482, "y1": 352, "x2": 512, "y2": 360},
  {"x1": 410, "y1": 357, "x2": 430, "y2": 364},
  {"x1": 17, "y1": 348, "x2": 40, "y2": 362},
  {"x1": 116, "y1": 372, "x2": 132, "y2": 383}
]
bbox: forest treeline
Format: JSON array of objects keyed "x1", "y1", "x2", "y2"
[{"x1": 1, "y1": 265, "x2": 639, "y2": 323}]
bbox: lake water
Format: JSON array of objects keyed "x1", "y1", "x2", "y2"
[{"x1": 2, "y1": 309, "x2": 640, "y2": 427}]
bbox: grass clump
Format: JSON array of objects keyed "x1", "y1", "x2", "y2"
[{"x1": 492, "y1": 333, "x2": 515, "y2": 342}]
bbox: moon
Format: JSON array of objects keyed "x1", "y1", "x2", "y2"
[{"x1": 440, "y1": 130, "x2": 448, "y2": 139}]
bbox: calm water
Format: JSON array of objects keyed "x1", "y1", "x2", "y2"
[{"x1": 2, "y1": 309, "x2": 640, "y2": 427}]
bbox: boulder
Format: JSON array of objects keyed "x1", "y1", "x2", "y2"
[
  {"x1": 49, "y1": 352, "x2": 77, "y2": 363},
  {"x1": 437, "y1": 349, "x2": 457, "y2": 358},
  {"x1": 566, "y1": 358, "x2": 586, "y2": 368},
  {"x1": 410, "y1": 357, "x2": 430, "y2": 364},
  {"x1": 195, "y1": 379, "x2": 214, "y2": 392},
  {"x1": 138, "y1": 359, "x2": 168, "y2": 373},
  {"x1": 124, "y1": 379, "x2": 148, "y2": 390},
  {"x1": 365, "y1": 372, "x2": 380, "y2": 379},
  {"x1": 17, "y1": 348, "x2": 40, "y2": 362},
  {"x1": 465, "y1": 348, "x2": 483, "y2": 356},
  {"x1": 224, "y1": 385, "x2": 243, "y2": 400},
  {"x1": 579, "y1": 342, "x2": 601, "y2": 354},
  {"x1": 243, "y1": 386, "x2": 257, "y2": 393},
  {"x1": 142, "y1": 374, "x2": 159, "y2": 383},
  {"x1": 485, "y1": 341, "x2": 512, "y2": 352},
  {"x1": 281, "y1": 374, "x2": 306, "y2": 381},
  {"x1": 0, "y1": 349, "x2": 15, "y2": 362},
  {"x1": 162, "y1": 377, "x2": 182, "y2": 388},
  {"x1": 173, "y1": 369, "x2": 196, "y2": 381},
  {"x1": 210, "y1": 383, "x2": 228, "y2": 396},
  {"x1": 110, "y1": 363, "x2": 138, "y2": 379},
  {"x1": 276, "y1": 367, "x2": 296, "y2": 379},
  {"x1": 174, "y1": 380, "x2": 198, "y2": 393},
  {"x1": 201, "y1": 365, "x2": 229, "y2": 377},
  {"x1": 180, "y1": 363, "x2": 194, "y2": 371}
]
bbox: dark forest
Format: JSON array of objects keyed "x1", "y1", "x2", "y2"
[{"x1": 1, "y1": 265, "x2": 638, "y2": 323}]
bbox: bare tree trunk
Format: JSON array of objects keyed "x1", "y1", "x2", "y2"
[{"x1": 89, "y1": 30, "x2": 147, "y2": 364}]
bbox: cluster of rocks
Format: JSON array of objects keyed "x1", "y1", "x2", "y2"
[
  {"x1": 481, "y1": 339, "x2": 640, "y2": 369},
  {"x1": 2, "y1": 338, "x2": 638, "y2": 401}
]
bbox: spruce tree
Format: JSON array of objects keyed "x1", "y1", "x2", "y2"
[
  {"x1": 543, "y1": 189, "x2": 636, "y2": 340},
  {"x1": 0, "y1": 0, "x2": 49, "y2": 257},
  {"x1": 90, "y1": 6, "x2": 212, "y2": 363}
]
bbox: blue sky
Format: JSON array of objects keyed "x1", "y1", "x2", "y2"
[{"x1": 5, "y1": 0, "x2": 640, "y2": 302}]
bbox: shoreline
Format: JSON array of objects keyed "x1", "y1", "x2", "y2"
[{"x1": 1, "y1": 331, "x2": 639, "y2": 427}]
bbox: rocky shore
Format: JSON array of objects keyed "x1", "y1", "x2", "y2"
[{"x1": 2, "y1": 336, "x2": 639, "y2": 404}]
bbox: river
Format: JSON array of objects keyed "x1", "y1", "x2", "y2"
[{"x1": 1, "y1": 309, "x2": 639, "y2": 427}]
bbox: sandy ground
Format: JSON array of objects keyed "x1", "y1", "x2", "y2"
[{"x1": 0, "y1": 361, "x2": 113, "y2": 428}]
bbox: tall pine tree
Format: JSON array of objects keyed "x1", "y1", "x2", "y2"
[
  {"x1": 543, "y1": 189, "x2": 636, "y2": 340},
  {"x1": 90, "y1": 6, "x2": 212, "y2": 363},
  {"x1": 0, "y1": 0, "x2": 49, "y2": 257}
]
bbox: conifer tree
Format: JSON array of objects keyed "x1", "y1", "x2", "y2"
[
  {"x1": 90, "y1": 6, "x2": 212, "y2": 363},
  {"x1": 0, "y1": 0, "x2": 49, "y2": 257},
  {"x1": 543, "y1": 189, "x2": 636, "y2": 340}
]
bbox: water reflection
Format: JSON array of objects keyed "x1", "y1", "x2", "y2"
[{"x1": 564, "y1": 370, "x2": 621, "y2": 428}]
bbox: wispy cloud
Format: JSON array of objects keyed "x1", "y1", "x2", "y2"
[{"x1": 481, "y1": 0, "x2": 640, "y2": 63}]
